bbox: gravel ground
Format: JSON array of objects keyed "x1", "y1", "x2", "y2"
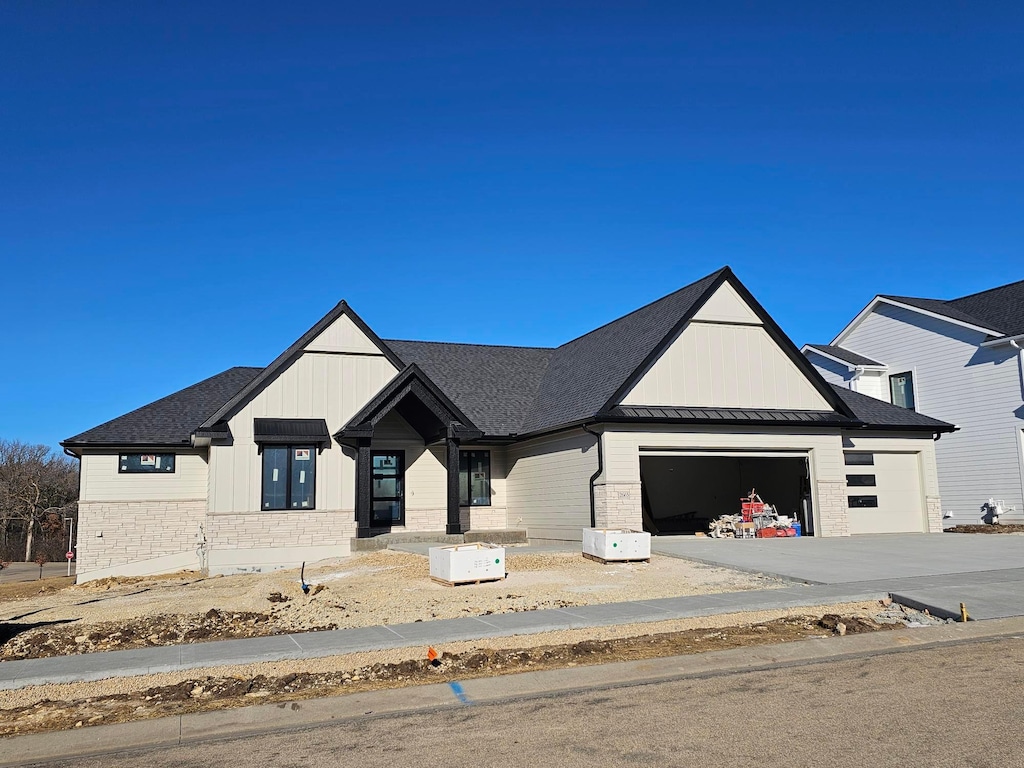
[{"x1": 1, "y1": 550, "x2": 781, "y2": 659}]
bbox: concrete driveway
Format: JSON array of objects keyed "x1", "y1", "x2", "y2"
[
  {"x1": 651, "y1": 532, "x2": 1024, "y2": 584},
  {"x1": 651, "y1": 532, "x2": 1024, "y2": 620}
]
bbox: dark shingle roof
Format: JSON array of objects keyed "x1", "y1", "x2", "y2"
[
  {"x1": 386, "y1": 341, "x2": 553, "y2": 435},
  {"x1": 880, "y1": 279, "x2": 1024, "y2": 338},
  {"x1": 63, "y1": 367, "x2": 263, "y2": 448},
  {"x1": 519, "y1": 269, "x2": 728, "y2": 433},
  {"x1": 829, "y1": 385, "x2": 953, "y2": 430},
  {"x1": 804, "y1": 344, "x2": 883, "y2": 367}
]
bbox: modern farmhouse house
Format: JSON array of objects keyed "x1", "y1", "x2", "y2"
[
  {"x1": 63, "y1": 267, "x2": 953, "y2": 582},
  {"x1": 804, "y1": 279, "x2": 1024, "y2": 527}
]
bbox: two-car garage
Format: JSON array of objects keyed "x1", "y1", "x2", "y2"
[{"x1": 637, "y1": 447, "x2": 929, "y2": 537}]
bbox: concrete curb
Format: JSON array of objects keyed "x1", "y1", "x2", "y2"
[{"x1": 6, "y1": 617, "x2": 1024, "y2": 767}]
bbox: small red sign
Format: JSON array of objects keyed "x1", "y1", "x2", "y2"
[{"x1": 66, "y1": 552, "x2": 74, "y2": 560}]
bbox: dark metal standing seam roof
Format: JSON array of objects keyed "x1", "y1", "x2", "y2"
[{"x1": 253, "y1": 418, "x2": 332, "y2": 448}]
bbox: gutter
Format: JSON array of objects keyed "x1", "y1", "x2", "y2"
[{"x1": 581, "y1": 423, "x2": 602, "y2": 528}]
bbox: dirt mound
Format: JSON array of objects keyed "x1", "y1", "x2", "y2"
[
  {"x1": 1, "y1": 613, "x2": 892, "y2": 736},
  {"x1": 946, "y1": 524, "x2": 1024, "y2": 534}
]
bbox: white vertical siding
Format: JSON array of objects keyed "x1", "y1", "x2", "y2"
[
  {"x1": 691, "y1": 282, "x2": 762, "y2": 324},
  {"x1": 841, "y1": 303, "x2": 1024, "y2": 524},
  {"x1": 305, "y1": 312, "x2": 387, "y2": 354},
  {"x1": 505, "y1": 430, "x2": 598, "y2": 537},
  {"x1": 209, "y1": 351, "x2": 397, "y2": 514},
  {"x1": 80, "y1": 451, "x2": 208, "y2": 502},
  {"x1": 622, "y1": 322, "x2": 832, "y2": 411}
]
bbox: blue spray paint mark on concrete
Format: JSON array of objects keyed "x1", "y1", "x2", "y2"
[{"x1": 448, "y1": 681, "x2": 472, "y2": 705}]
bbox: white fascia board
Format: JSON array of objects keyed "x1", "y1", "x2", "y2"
[
  {"x1": 831, "y1": 296, "x2": 1002, "y2": 346},
  {"x1": 980, "y1": 333, "x2": 1024, "y2": 348},
  {"x1": 800, "y1": 344, "x2": 887, "y2": 371}
]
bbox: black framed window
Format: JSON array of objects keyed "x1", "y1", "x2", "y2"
[
  {"x1": 459, "y1": 450, "x2": 491, "y2": 506},
  {"x1": 844, "y1": 452, "x2": 874, "y2": 466},
  {"x1": 119, "y1": 453, "x2": 175, "y2": 473},
  {"x1": 371, "y1": 452, "x2": 404, "y2": 526},
  {"x1": 262, "y1": 445, "x2": 316, "y2": 510},
  {"x1": 846, "y1": 474, "x2": 877, "y2": 487},
  {"x1": 848, "y1": 495, "x2": 879, "y2": 508},
  {"x1": 890, "y1": 371, "x2": 916, "y2": 411}
]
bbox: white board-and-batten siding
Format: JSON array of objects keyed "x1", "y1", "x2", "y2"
[
  {"x1": 208, "y1": 350, "x2": 398, "y2": 514},
  {"x1": 622, "y1": 284, "x2": 832, "y2": 412},
  {"x1": 840, "y1": 303, "x2": 1024, "y2": 524}
]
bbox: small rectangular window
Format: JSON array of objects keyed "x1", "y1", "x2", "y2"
[
  {"x1": 846, "y1": 474, "x2": 877, "y2": 487},
  {"x1": 459, "y1": 451, "x2": 491, "y2": 506},
  {"x1": 890, "y1": 371, "x2": 916, "y2": 411},
  {"x1": 261, "y1": 445, "x2": 315, "y2": 510},
  {"x1": 848, "y1": 495, "x2": 879, "y2": 508},
  {"x1": 844, "y1": 452, "x2": 874, "y2": 466},
  {"x1": 119, "y1": 453, "x2": 175, "y2": 473}
]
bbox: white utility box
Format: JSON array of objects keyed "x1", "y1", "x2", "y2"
[
  {"x1": 429, "y1": 543, "x2": 506, "y2": 585},
  {"x1": 582, "y1": 529, "x2": 651, "y2": 563}
]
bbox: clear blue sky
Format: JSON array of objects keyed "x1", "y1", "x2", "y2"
[{"x1": 2, "y1": 1, "x2": 1022, "y2": 451}]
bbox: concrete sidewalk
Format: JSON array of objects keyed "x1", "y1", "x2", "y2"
[
  {"x1": 13, "y1": 567, "x2": 1024, "y2": 690},
  {"x1": 6, "y1": 616, "x2": 1024, "y2": 768}
]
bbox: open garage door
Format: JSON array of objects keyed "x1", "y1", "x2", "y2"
[{"x1": 639, "y1": 453, "x2": 814, "y2": 536}]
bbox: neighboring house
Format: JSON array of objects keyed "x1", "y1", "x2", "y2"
[
  {"x1": 803, "y1": 280, "x2": 1024, "y2": 526},
  {"x1": 63, "y1": 267, "x2": 953, "y2": 582}
]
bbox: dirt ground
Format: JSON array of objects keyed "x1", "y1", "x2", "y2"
[
  {"x1": 0, "y1": 550, "x2": 780, "y2": 661},
  {"x1": 946, "y1": 524, "x2": 1024, "y2": 534},
  {"x1": 0, "y1": 599, "x2": 935, "y2": 737}
]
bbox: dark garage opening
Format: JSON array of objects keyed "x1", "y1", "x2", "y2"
[{"x1": 640, "y1": 454, "x2": 814, "y2": 536}]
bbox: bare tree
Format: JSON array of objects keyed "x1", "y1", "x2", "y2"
[{"x1": 0, "y1": 440, "x2": 79, "y2": 561}]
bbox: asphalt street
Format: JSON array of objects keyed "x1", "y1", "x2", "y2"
[{"x1": 37, "y1": 634, "x2": 1024, "y2": 768}]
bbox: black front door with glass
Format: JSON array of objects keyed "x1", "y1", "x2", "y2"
[{"x1": 371, "y1": 451, "x2": 405, "y2": 526}]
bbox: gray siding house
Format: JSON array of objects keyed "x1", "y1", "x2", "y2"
[
  {"x1": 63, "y1": 268, "x2": 952, "y2": 582},
  {"x1": 804, "y1": 280, "x2": 1024, "y2": 526}
]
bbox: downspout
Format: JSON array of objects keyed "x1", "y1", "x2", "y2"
[
  {"x1": 1012, "y1": 339, "x2": 1024, "y2": 402},
  {"x1": 581, "y1": 424, "x2": 602, "y2": 528}
]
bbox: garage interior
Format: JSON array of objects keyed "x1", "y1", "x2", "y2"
[{"x1": 640, "y1": 454, "x2": 814, "y2": 536}]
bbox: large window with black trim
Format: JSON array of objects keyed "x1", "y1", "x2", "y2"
[
  {"x1": 119, "y1": 453, "x2": 175, "y2": 473},
  {"x1": 261, "y1": 446, "x2": 316, "y2": 510},
  {"x1": 459, "y1": 450, "x2": 491, "y2": 506},
  {"x1": 889, "y1": 371, "x2": 916, "y2": 411}
]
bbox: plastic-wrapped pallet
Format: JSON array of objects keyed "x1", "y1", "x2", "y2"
[
  {"x1": 429, "y1": 543, "x2": 505, "y2": 585},
  {"x1": 582, "y1": 529, "x2": 651, "y2": 563}
]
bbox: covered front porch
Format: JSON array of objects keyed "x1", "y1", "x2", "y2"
[{"x1": 335, "y1": 365, "x2": 484, "y2": 538}]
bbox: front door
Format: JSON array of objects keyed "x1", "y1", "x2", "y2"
[{"x1": 371, "y1": 451, "x2": 405, "y2": 527}]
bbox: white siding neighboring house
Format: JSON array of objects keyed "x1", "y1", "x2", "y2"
[
  {"x1": 803, "y1": 281, "x2": 1024, "y2": 526},
  {"x1": 64, "y1": 268, "x2": 954, "y2": 583}
]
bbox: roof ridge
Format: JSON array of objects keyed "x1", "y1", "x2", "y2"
[
  {"x1": 555, "y1": 267, "x2": 729, "y2": 349},
  {"x1": 385, "y1": 339, "x2": 555, "y2": 351},
  {"x1": 948, "y1": 278, "x2": 1024, "y2": 303}
]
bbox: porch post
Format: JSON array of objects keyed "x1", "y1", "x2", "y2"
[
  {"x1": 356, "y1": 438, "x2": 372, "y2": 537},
  {"x1": 446, "y1": 436, "x2": 461, "y2": 535}
]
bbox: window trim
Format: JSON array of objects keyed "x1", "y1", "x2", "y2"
[
  {"x1": 261, "y1": 444, "x2": 316, "y2": 511},
  {"x1": 848, "y1": 495, "x2": 879, "y2": 508},
  {"x1": 459, "y1": 450, "x2": 492, "y2": 507},
  {"x1": 844, "y1": 452, "x2": 874, "y2": 466},
  {"x1": 889, "y1": 371, "x2": 916, "y2": 411},
  {"x1": 119, "y1": 453, "x2": 176, "y2": 474},
  {"x1": 370, "y1": 450, "x2": 405, "y2": 527},
  {"x1": 846, "y1": 474, "x2": 877, "y2": 487}
]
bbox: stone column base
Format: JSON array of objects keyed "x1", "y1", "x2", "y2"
[{"x1": 593, "y1": 482, "x2": 643, "y2": 530}]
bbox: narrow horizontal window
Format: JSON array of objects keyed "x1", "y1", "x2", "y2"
[
  {"x1": 848, "y1": 495, "x2": 879, "y2": 508},
  {"x1": 844, "y1": 452, "x2": 874, "y2": 466},
  {"x1": 846, "y1": 474, "x2": 876, "y2": 487},
  {"x1": 119, "y1": 453, "x2": 175, "y2": 473}
]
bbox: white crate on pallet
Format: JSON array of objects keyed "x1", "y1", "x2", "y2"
[
  {"x1": 429, "y1": 543, "x2": 505, "y2": 584},
  {"x1": 582, "y1": 529, "x2": 651, "y2": 561}
]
